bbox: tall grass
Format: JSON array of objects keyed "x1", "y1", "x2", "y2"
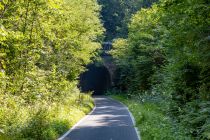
[
  {"x1": 111, "y1": 93, "x2": 193, "y2": 140},
  {"x1": 0, "y1": 93, "x2": 94, "y2": 140}
]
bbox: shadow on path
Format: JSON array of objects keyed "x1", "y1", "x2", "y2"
[{"x1": 62, "y1": 96, "x2": 139, "y2": 140}]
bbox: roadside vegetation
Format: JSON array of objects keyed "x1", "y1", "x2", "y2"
[
  {"x1": 108, "y1": 0, "x2": 209, "y2": 139},
  {"x1": 0, "y1": 0, "x2": 103, "y2": 139},
  {"x1": 111, "y1": 93, "x2": 192, "y2": 140},
  {"x1": 0, "y1": 0, "x2": 209, "y2": 139}
]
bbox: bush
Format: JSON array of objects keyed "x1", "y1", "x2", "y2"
[
  {"x1": 111, "y1": 94, "x2": 192, "y2": 140},
  {"x1": 0, "y1": 92, "x2": 94, "y2": 140}
]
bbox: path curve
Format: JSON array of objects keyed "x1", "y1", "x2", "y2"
[{"x1": 59, "y1": 96, "x2": 139, "y2": 140}]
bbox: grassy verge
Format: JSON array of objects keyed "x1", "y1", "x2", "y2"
[
  {"x1": 0, "y1": 93, "x2": 94, "y2": 140},
  {"x1": 110, "y1": 94, "x2": 193, "y2": 140}
]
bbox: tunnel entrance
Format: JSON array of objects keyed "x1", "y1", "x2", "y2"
[{"x1": 79, "y1": 64, "x2": 111, "y2": 95}]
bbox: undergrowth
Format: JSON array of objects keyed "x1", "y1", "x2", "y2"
[
  {"x1": 0, "y1": 93, "x2": 94, "y2": 140},
  {"x1": 110, "y1": 92, "x2": 193, "y2": 140}
]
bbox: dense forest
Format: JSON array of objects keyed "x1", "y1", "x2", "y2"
[
  {"x1": 0, "y1": 0, "x2": 103, "y2": 139},
  {"x1": 110, "y1": 0, "x2": 210, "y2": 139},
  {"x1": 0, "y1": 0, "x2": 209, "y2": 140},
  {"x1": 98, "y1": 0, "x2": 158, "y2": 41}
]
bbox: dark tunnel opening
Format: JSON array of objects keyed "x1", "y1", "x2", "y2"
[{"x1": 79, "y1": 64, "x2": 111, "y2": 95}]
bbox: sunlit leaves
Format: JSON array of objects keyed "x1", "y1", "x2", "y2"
[
  {"x1": 0, "y1": 0, "x2": 102, "y2": 139},
  {"x1": 47, "y1": 0, "x2": 61, "y2": 9},
  {"x1": 112, "y1": 0, "x2": 209, "y2": 139}
]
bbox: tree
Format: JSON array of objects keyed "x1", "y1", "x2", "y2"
[
  {"x1": 111, "y1": 0, "x2": 210, "y2": 138},
  {"x1": 0, "y1": 0, "x2": 104, "y2": 139},
  {"x1": 98, "y1": 0, "x2": 158, "y2": 41}
]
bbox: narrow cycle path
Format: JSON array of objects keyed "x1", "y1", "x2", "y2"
[{"x1": 59, "y1": 96, "x2": 139, "y2": 140}]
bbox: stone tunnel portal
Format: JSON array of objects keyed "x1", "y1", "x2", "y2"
[{"x1": 79, "y1": 64, "x2": 111, "y2": 95}]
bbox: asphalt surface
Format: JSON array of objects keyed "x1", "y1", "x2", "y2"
[{"x1": 61, "y1": 96, "x2": 139, "y2": 140}]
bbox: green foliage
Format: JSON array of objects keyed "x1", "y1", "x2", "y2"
[
  {"x1": 111, "y1": 94, "x2": 192, "y2": 140},
  {"x1": 98, "y1": 0, "x2": 158, "y2": 41},
  {"x1": 111, "y1": 0, "x2": 210, "y2": 139},
  {"x1": 0, "y1": 0, "x2": 102, "y2": 139},
  {"x1": 111, "y1": 5, "x2": 166, "y2": 92},
  {"x1": 180, "y1": 101, "x2": 210, "y2": 139},
  {"x1": 0, "y1": 92, "x2": 94, "y2": 139}
]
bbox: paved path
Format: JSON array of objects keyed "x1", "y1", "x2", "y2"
[{"x1": 60, "y1": 96, "x2": 139, "y2": 140}]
